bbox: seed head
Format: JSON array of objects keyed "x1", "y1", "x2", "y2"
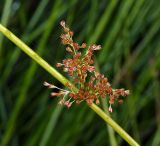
[{"x1": 44, "y1": 21, "x2": 130, "y2": 112}]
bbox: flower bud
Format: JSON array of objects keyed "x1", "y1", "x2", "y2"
[
  {"x1": 69, "y1": 31, "x2": 74, "y2": 36},
  {"x1": 81, "y1": 43, "x2": 87, "y2": 48},
  {"x1": 124, "y1": 90, "x2": 130, "y2": 95},
  {"x1": 109, "y1": 105, "x2": 113, "y2": 113},
  {"x1": 56, "y1": 63, "x2": 63, "y2": 67},
  {"x1": 60, "y1": 20, "x2": 65, "y2": 27},
  {"x1": 66, "y1": 47, "x2": 72, "y2": 53}
]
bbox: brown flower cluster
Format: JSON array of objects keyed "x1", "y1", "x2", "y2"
[{"x1": 44, "y1": 21, "x2": 129, "y2": 112}]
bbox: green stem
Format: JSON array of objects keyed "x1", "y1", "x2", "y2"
[
  {"x1": 101, "y1": 98, "x2": 118, "y2": 146},
  {"x1": 0, "y1": 24, "x2": 67, "y2": 85},
  {"x1": 0, "y1": 24, "x2": 140, "y2": 146},
  {"x1": 89, "y1": 104, "x2": 139, "y2": 146}
]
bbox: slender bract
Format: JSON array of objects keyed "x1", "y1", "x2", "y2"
[{"x1": 0, "y1": 24, "x2": 140, "y2": 146}]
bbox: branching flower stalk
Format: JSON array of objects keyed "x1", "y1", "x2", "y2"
[
  {"x1": 0, "y1": 23, "x2": 140, "y2": 146},
  {"x1": 44, "y1": 21, "x2": 130, "y2": 112}
]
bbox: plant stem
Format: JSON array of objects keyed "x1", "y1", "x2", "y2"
[
  {"x1": 89, "y1": 104, "x2": 140, "y2": 146},
  {"x1": 101, "y1": 97, "x2": 118, "y2": 146},
  {"x1": 0, "y1": 24, "x2": 140, "y2": 146},
  {"x1": 0, "y1": 24, "x2": 67, "y2": 85}
]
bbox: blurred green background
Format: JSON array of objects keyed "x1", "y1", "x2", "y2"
[{"x1": 0, "y1": 0, "x2": 160, "y2": 146}]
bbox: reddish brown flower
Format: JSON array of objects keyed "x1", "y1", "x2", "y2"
[{"x1": 44, "y1": 21, "x2": 130, "y2": 112}]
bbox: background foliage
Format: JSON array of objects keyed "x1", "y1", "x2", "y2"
[{"x1": 0, "y1": 0, "x2": 160, "y2": 146}]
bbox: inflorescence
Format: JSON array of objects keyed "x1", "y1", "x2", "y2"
[{"x1": 44, "y1": 21, "x2": 129, "y2": 112}]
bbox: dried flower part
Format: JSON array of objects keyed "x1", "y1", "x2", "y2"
[
  {"x1": 60, "y1": 20, "x2": 65, "y2": 27},
  {"x1": 64, "y1": 101, "x2": 72, "y2": 108},
  {"x1": 66, "y1": 47, "x2": 72, "y2": 53},
  {"x1": 96, "y1": 99, "x2": 100, "y2": 104},
  {"x1": 56, "y1": 63, "x2": 63, "y2": 67},
  {"x1": 44, "y1": 21, "x2": 130, "y2": 112},
  {"x1": 109, "y1": 104, "x2": 113, "y2": 113},
  {"x1": 43, "y1": 81, "x2": 56, "y2": 88},
  {"x1": 91, "y1": 44, "x2": 101, "y2": 50},
  {"x1": 81, "y1": 43, "x2": 87, "y2": 48},
  {"x1": 69, "y1": 31, "x2": 74, "y2": 37},
  {"x1": 51, "y1": 91, "x2": 66, "y2": 96}
]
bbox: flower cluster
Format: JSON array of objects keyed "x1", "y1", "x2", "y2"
[{"x1": 44, "y1": 21, "x2": 129, "y2": 112}]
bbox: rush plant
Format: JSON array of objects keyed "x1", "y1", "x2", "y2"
[{"x1": 0, "y1": 22, "x2": 140, "y2": 146}]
